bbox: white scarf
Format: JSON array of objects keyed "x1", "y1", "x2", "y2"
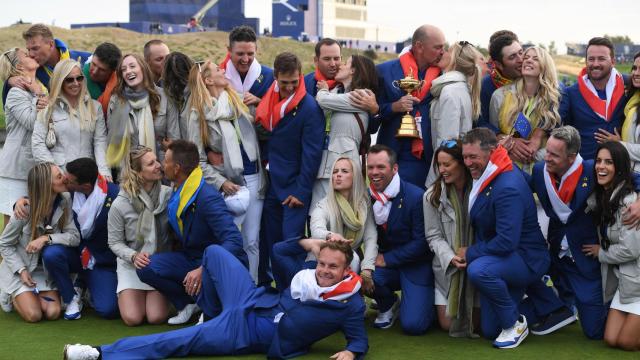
[
  {"x1": 225, "y1": 58, "x2": 262, "y2": 94},
  {"x1": 543, "y1": 154, "x2": 584, "y2": 224},
  {"x1": 370, "y1": 173, "x2": 401, "y2": 225},
  {"x1": 581, "y1": 68, "x2": 621, "y2": 120},
  {"x1": 468, "y1": 163, "x2": 499, "y2": 214},
  {"x1": 290, "y1": 269, "x2": 361, "y2": 302},
  {"x1": 72, "y1": 181, "x2": 107, "y2": 239},
  {"x1": 129, "y1": 97, "x2": 156, "y2": 153}
]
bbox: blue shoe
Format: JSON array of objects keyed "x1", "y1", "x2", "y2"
[
  {"x1": 531, "y1": 307, "x2": 576, "y2": 335},
  {"x1": 493, "y1": 315, "x2": 528, "y2": 349}
]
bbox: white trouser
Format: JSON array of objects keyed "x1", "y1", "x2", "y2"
[{"x1": 233, "y1": 173, "x2": 263, "y2": 283}]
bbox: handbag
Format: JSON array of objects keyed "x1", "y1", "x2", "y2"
[
  {"x1": 353, "y1": 113, "x2": 370, "y2": 177},
  {"x1": 45, "y1": 116, "x2": 56, "y2": 149}
]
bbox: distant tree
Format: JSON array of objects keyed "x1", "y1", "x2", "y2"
[
  {"x1": 548, "y1": 41, "x2": 557, "y2": 56},
  {"x1": 604, "y1": 34, "x2": 633, "y2": 44}
]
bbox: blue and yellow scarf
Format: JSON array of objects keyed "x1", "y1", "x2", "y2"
[
  {"x1": 167, "y1": 166, "x2": 204, "y2": 239},
  {"x1": 44, "y1": 39, "x2": 71, "y2": 77}
]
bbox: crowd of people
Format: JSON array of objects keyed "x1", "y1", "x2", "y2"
[{"x1": 0, "y1": 21, "x2": 639, "y2": 359}]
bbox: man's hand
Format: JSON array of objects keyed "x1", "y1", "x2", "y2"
[
  {"x1": 595, "y1": 128, "x2": 621, "y2": 144},
  {"x1": 7, "y1": 75, "x2": 32, "y2": 91},
  {"x1": 25, "y1": 235, "x2": 48, "y2": 254},
  {"x1": 509, "y1": 138, "x2": 533, "y2": 163},
  {"x1": 35, "y1": 94, "x2": 48, "y2": 110},
  {"x1": 360, "y1": 269, "x2": 374, "y2": 296},
  {"x1": 183, "y1": 266, "x2": 203, "y2": 296},
  {"x1": 622, "y1": 199, "x2": 640, "y2": 229},
  {"x1": 349, "y1": 89, "x2": 379, "y2": 115},
  {"x1": 374, "y1": 254, "x2": 386, "y2": 267},
  {"x1": 282, "y1": 195, "x2": 304, "y2": 208},
  {"x1": 391, "y1": 94, "x2": 419, "y2": 113},
  {"x1": 330, "y1": 350, "x2": 355, "y2": 360},
  {"x1": 133, "y1": 252, "x2": 151, "y2": 269},
  {"x1": 582, "y1": 244, "x2": 601, "y2": 258},
  {"x1": 221, "y1": 181, "x2": 241, "y2": 196},
  {"x1": 243, "y1": 92, "x2": 261, "y2": 106},
  {"x1": 14, "y1": 197, "x2": 30, "y2": 220},
  {"x1": 19, "y1": 269, "x2": 36, "y2": 287},
  {"x1": 298, "y1": 238, "x2": 324, "y2": 257},
  {"x1": 317, "y1": 80, "x2": 329, "y2": 91},
  {"x1": 450, "y1": 255, "x2": 467, "y2": 269}
]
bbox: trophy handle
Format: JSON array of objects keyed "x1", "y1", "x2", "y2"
[{"x1": 392, "y1": 80, "x2": 401, "y2": 90}]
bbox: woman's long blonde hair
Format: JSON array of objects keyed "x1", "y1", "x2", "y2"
[
  {"x1": 447, "y1": 42, "x2": 482, "y2": 120},
  {"x1": 325, "y1": 157, "x2": 370, "y2": 236},
  {"x1": 41, "y1": 59, "x2": 96, "y2": 131},
  {"x1": 121, "y1": 146, "x2": 153, "y2": 197},
  {"x1": 0, "y1": 48, "x2": 22, "y2": 84},
  {"x1": 504, "y1": 46, "x2": 560, "y2": 131},
  {"x1": 27, "y1": 163, "x2": 68, "y2": 241},
  {"x1": 186, "y1": 60, "x2": 251, "y2": 147}
]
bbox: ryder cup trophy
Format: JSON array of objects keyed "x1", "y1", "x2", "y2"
[{"x1": 392, "y1": 68, "x2": 424, "y2": 138}]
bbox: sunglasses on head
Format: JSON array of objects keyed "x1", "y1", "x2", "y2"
[
  {"x1": 440, "y1": 139, "x2": 458, "y2": 149},
  {"x1": 64, "y1": 75, "x2": 85, "y2": 84},
  {"x1": 457, "y1": 41, "x2": 471, "y2": 57}
]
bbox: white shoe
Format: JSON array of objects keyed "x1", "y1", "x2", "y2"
[
  {"x1": 63, "y1": 344, "x2": 99, "y2": 360},
  {"x1": 0, "y1": 291, "x2": 12, "y2": 313},
  {"x1": 64, "y1": 294, "x2": 83, "y2": 320},
  {"x1": 373, "y1": 297, "x2": 399, "y2": 329},
  {"x1": 168, "y1": 303, "x2": 200, "y2": 325},
  {"x1": 493, "y1": 315, "x2": 529, "y2": 349}
]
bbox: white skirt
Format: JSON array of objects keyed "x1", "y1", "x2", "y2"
[
  {"x1": 0, "y1": 177, "x2": 28, "y2": 216},
  {"x1": 12, "y1": 266, "x2": 57, "y2": 298},
  {"x1": 610, "y1": 289, "x2": 640, "y2": 316},
  {"x1": 116, "y1": 258, "x2": 155, "y2": 293}
]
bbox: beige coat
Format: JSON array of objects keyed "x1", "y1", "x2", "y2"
[
  {"x1": 309, "y1": 197, "x2": 378, "y2": 271},
  {"x1": 0, "y1": 193, "x2": 79, "y2": 294}
]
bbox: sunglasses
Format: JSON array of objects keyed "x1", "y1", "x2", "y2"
[
  {"x1": 457, "y1": 41, "x2": 471, "y2": 57},
  {"x1": 440, "y1": 139, "x2": 458, "y2": 149},
  {"x1": 64, "y1": 75, "x2": 85, "y2": 84}
]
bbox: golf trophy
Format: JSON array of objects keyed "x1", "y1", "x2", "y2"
[{"x1": 392, "y1": 68, "x2": 424, "y2": 138}]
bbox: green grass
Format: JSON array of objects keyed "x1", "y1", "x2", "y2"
[{"x1": 0, "y1": 306, "x2": 637, "y2": 359}]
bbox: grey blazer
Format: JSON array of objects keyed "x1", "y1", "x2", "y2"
[
  {"x1": 309, "y1": 197, "x2": 378, "y2": 271},
  {"x1": 32, "y1": 98, "x2": 110, "y2": 176},
  {"x1": 0, "y1": 193, "x2": 79, "y2": 294},
  {"x1": 0, "y1": 88, "x2": 38, "y2": 180}
]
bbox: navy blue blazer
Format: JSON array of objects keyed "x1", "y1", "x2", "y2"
[
  {"x1": 73, "y1": 182, "x2": 119, "y2": 268},
  {"x1": 266, "y1": 288, "x2": 368, "y2": 359},
  {"x1": 467, "y1": 169, "x2": 549, "y2": 275},
  {"x1": 249, "y1": 65, "x2": 275, "y2": 98},
  {"x1": 374, "y1": 179, "x2": 433, "y2": 286},
  {"x1": 175, "y1": 183, "x2": 247, "y2": 265},
  {"x1": 530, "y1": 160, "x2": 600, "y2": 280},
  {"x1": 303, "y1": 71, "x2": 319, "y2": 97},
  {"x1": 372, "y1": 59, "x2": 437, "y2": 165},
  {"x1": 266, "y1": 94, "x2": 325, "y2": 204}
]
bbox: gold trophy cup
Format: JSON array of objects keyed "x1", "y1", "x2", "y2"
[{"x1": 392, "y1": 68, "x2": 424, "y2": 138}]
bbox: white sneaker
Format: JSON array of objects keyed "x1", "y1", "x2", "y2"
[
  {"x1": 64, "y1": 294, "x2": 83, "y2": 320},
  {"x1": 63, "y1": 344, "x2": 99, "y2": 360},
  {"x1": 493, "y1": 315, "x2": 529, "y2": 349},
  {"x1": 373, "y1": 297, "x2": 399, "y2": 329},
  {"x1": 0, "y1": 291, "x2": 12, "y2": 313},
  {"x1": 168, "y1": 303, "x2": 200, "y2": 325}
]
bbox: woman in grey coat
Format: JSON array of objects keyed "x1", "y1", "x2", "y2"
[
  {"x1": 311, "y1": 55, "x2": 378, "y2": 211},
  {"x1": 584, "y1": 141, "x2": 640, "y2": 351},
  {"x1": 426, "y1": 42, "x2": 482, "y2": 187},
  {"x1": 0, "y1": 48, "x2": 48, "y2": 224},
  {"x1": 31, "y1": 59, "x2": 110, "y2": 180},
  {"x1": 0, "y1": 163, "x2": 79, "y2": 322},
  {"x1": 424, "y1": 139, "x2": 478, "y2": 337},
  {"x1": 108, "y1": 147, "x2": 172, "y2": 326}
]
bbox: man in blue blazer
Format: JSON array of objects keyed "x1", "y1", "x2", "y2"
[
  {"x1": 528, "y1": 126, "x2": 607, "y2": 339},
  {"x1": 371, "y1": 24, "x2": 445, "y2": 189},
  {"x1": 137, "y1": 140, "x2": 247, "y2": 325},
  {"x1": 304, "y1": 38, "x2": 342, "y2": 97},
  {"x1": 64, "y1": 241, "x2": 368, "y2": 360},
  {"x1": 256, "y1": 52, "x2": 325, "y2": 289},
  {"x1": 460, "y1": 128, "x2": 550, "y2": 349},
  {"x1": 367, "y1": 144, "x2": 434, "y2": 335}
]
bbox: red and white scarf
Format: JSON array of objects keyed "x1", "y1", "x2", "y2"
[
  {"x1": 255, "y1": 75, "x2": 306, "y2": 131},
  {"x1": 290, "y1": 269, "x2": 362, "y2": 302},
  {"x1": 72, "y1": 174, "x2": 108, "y2": 270},
  {"x1": 468, "y1": 145, "x2": 513, "y2": 213},
  {"x1": 543, "y1": 154, "x2": 583, "y2": 224},
  {"x1": 369, "y1": 172, "x2": 400, "y2": 226},
  {"x1": 577, "y1": 67, "x2": 624, "y2": 122},
  {"x1": 314, "y1": 68, "x2": 338, "y2": 90},
  {"x1": 398, "y1": 50, "x2": 440, "y2": 159},
  {"x1": 219, "y1": 52, "x2": 263, "y2": 94}
]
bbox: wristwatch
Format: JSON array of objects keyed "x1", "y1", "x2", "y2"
[{"x1": 46, "y1": 235, "x2": 53, "y2": 246}]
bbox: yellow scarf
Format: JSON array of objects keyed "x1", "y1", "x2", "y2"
[
  {"x1": 335, "y1": 193, "x2": 364, "y2": 242},
  {"x1": 622, "y1": 91, "x2": 640, "y2": 142},
  {"x1": 173, "y1": 166, "x2": 203, "y2": 235},
  {"x1": 44, "y1": 40, "x2": 71, "y2": 77}
]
